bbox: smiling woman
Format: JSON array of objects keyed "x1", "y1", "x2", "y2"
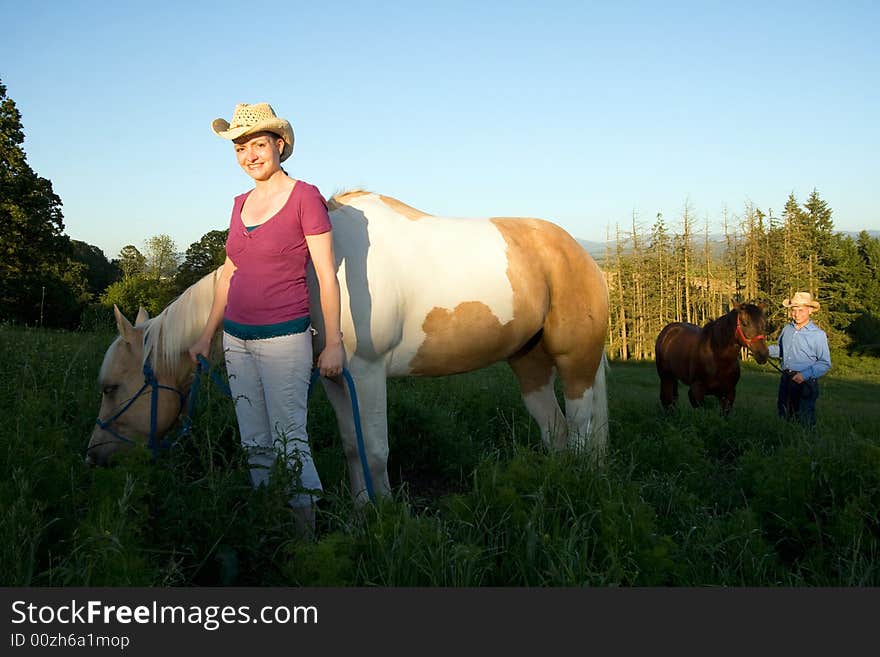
[{"x1": 186, "y1": 102, "x2": 344, "y2": 537}]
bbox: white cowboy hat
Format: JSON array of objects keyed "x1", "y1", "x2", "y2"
[
  {"x1": 782, "y1": 291, "x2": 820, "y2": 310},
  {"x1": 212, "y1": 103, "x2": 294, "y2": 162}
]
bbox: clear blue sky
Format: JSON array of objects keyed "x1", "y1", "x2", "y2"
[{"x1": 2, "y1": 0, "x2": 878, "y2": 260}]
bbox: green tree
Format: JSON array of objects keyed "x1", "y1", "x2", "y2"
[
  {"x1": 0, "y1": 79, "x2": 85, "y2": 327},
  {"x1": 802, "y1": 188, "x2": 835, "y2": 297},
  {"x1": 175, "y1": 229, "x2": 228, "y2": 291},
  {"x1": 779, "y1": 192, "x2": 808, "y2": 295},
  {"x1": 101, "y1": 276, "x2": 177, "y2": 320},
  {"x1": 817, "y1": 234, "x2": 862, "y2": 346},
  {"x1": 70, "y1": 240, "x2": 120, "y2": 297},
  {"x1": 855, "y1": 231, "x2": 880, "y2": 315},
  {"x1": 648, "y1": 212, "x2": 671, "y2": 331},
  {"x1": 118, "y1": 245, "x2": 146, "y2": 279},
  {"x1": 846, "y1": 232, "x2": 880, "y2": 352},
  {"x1": 144, "y1": 234, "x2": 178, "y2": 280}
]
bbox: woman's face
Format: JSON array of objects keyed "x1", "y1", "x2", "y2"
[{"x1": 233, "y1": 131, "x2": 284, "y2": 181}]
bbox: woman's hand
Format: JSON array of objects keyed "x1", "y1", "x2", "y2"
[
  {"x1": 317, "y1": 342, "x2": 344, "y2": 377},
  {"x1": 188, "y1": 335, "x2": 212, "y2": 365}
]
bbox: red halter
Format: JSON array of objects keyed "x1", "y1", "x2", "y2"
[{"x1": 736, "y1": 317, "x2": 765, "y2": 348}]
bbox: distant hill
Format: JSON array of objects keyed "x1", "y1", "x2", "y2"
[
  {"x1": 841, "y1": 230, "x2": 880, "y2": 240},
  {"x1": 577, "y1": 239, "x2": 607, "y2": 259},
  {"x1": 578, "y1": 230, "x2": 880, "y2": 264}
]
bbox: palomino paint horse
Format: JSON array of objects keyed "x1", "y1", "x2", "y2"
[
  {"x1": 87, "y1": 191, "x2": 610, "y2": 501},
  {"x1": 654, "y1": 303, "x2": 769, "y2": 415}
]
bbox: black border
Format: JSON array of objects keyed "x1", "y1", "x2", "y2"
[{"x1": 2, "y1": 587, "x2": 877, "y2": 655}]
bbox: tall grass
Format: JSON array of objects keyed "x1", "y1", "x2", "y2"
[{"x1": 1, "y1": 325, "x2": 878, "y2": 586}]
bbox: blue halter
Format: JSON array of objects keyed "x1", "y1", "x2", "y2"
[
  {"x1": 94, "y1": 355, "x2": 377, "y2": 503},
  {"x1": 94, "y1": 357, "x2": 186, "y2": 458}
]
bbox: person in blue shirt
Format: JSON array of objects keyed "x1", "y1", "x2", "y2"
[{"x1": 767, "y1": 292, "x2": 831, "y2": 427}]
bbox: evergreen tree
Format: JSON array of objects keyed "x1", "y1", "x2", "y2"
[
  {"x1": 855, "y1": 231, "x2": 880, "y2": 314},
  {"x1": 802, "y1": 188, "x2": 835, "y2": 297},
  {"x1": 817, "y1": 234, "x2": 861, "y2": 346},
  {"x1": 648, "y1": 212, "x2": 671, "y2": 337},
  {"x1": 0, "y1": 79, "x2": 84, "y2": 326},
  {"x1": 780, "y1": 192, "x2": 807, "y2": 295}
]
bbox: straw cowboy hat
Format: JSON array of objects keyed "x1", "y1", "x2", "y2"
[
  {"x1": 212, "y1": 103, "x2": 294, "y2": 162},
  {"x1": 782, "y1": 291, "x2": 820, "y2": 310}
]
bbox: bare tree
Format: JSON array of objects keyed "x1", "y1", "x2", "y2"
[
  {"x1": 615, "y1": 223, "x2": 629, "y2": 360},
  {"x1": 679, "y1": 200, "x2": 694, "y2": 323}
]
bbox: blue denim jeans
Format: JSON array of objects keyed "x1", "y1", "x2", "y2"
[
  {"x1": 223, "y1": 330, "x2": 322, "y2": 507},
  {"x1": 777, "y1": 373, "x2": 819, "y2": 428}
]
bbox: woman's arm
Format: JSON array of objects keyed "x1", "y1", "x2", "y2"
[
  {"x1": 188, "y1": 256, "x2": 236, "y2": 363},
  {"x1": 305, "y1": 231, "x2": 344, "y2": 376}
]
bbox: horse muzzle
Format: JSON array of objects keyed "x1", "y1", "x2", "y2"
[
  {"x1": 85, "y1": 425, "x2": 135, "y2": 466},
  {"x1": 752, "y1": 344, "x2": 770, "y2": 364}
]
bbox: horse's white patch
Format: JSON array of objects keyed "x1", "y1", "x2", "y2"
[
  {"x1": 522, "y1": 381, "x2": 567, "y2": 449},
  {"x1": 330, "y1": 193, "x2": 514, "y2": 376}
]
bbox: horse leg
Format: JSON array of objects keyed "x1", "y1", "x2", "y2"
[
  {"x1": 552, "y1": 350, "x2": 609, "y2": 462},
  {"x1": 508, "y1": 341, "x2": 567, "y2": 450},
  {"x1": 659, "y1": 375, "x2": 678, "y2": 410},
  {"x1": 719, "y1": 389, "x2": 735, "y2": 416},
  {"x1": 319, "y1": 356, "x2": 391, "y2": 503}
]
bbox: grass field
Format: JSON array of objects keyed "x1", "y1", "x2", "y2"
[{"x1": 1, "y1": 324, "x2": 879, "y2": 586}]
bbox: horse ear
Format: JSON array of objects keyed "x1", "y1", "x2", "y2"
[
  {"x1": 113, "y1": 305, "x2": 137, "y2": 344},
  {"x1": 135, "y1": 306, "x2": 150, "y2": 325}
]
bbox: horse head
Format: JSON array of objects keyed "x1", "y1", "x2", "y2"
[
  {"x1": 734, "y1": 302, "x2": 770, "y2": 364},
  {"x1": 85, "y1": 305, "x2": 189, "y2": 465}
]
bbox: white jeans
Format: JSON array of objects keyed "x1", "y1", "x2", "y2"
[{"x1": 223, "y1": 330, "x2": 322, "y2": 507}]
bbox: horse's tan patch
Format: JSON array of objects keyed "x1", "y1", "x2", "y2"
[
  {"x1": 508, "y1": 340, "x2": 555, "y2": 395},
  {"x1": 409, "y1": 301, "x2": 528, "y2": 375},
  {"x1": 377, "y1": 195, "x2": 429, "y2": 221},
  {"x1": 491, "y1": 218, "x2": 609, "y2": 399},
  {"x1": 409, "y1": 216, "x2": 608, "y2": 388}
]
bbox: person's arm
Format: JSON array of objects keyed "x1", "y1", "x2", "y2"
[
  {"x1": 306, "y1": 231, "x2": 344, "y2": 377},
  {"x1": 804, "y1": 332, "x2": 831, "y2": 380},
  {"x1": 768, "y1": 325, "x2": 786, "y2": 361},
  {"x1": 188, "y1": 256, "x2": 235, "y2": 363}
]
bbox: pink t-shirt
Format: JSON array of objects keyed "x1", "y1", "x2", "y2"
[{"x1": 224, "y1": 181, "x2": 331, "y2": 325}]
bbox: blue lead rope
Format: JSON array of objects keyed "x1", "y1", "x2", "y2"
[
  {"x1": 309, "y1": 368, "x2": 376, "y2": 504},
  {"x1": 189, "y1": 356, "x2": 376, "y2": 504}
]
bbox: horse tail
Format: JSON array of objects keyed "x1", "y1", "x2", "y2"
[{"x1": 591, "y1": 351, "x2": 610, "y2": 462}]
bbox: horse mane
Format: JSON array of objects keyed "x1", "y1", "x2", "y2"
[
  {"x1": 703, "y1": 307, "x2": 738, "y2": 349},
  {"x1": 142, "y1": 267, "x2": 223, "y2": 376},
  {"x1": 327, "y1": 188, "x2": 371, "y2": 211},
  {"x1": 328, "y1": 188, "x2": 430, "y2": 220}
]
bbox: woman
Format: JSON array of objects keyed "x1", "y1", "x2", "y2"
[{"x1": 189, "y1": 103, "x2": 343, "y2": 537}]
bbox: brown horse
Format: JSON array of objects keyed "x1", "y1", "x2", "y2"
[{"x1": 655, "y1": 303, "x2": 769, "y2": 414}]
